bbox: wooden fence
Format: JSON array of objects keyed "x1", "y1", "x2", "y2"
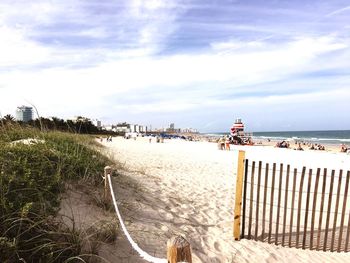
[{"x1": 234, "y1": 151, "x2": 350, "y2": 252}]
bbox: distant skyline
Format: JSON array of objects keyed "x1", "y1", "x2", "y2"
[{"x1": 0, "y1": 0, "x2": 350, "y2": 132}]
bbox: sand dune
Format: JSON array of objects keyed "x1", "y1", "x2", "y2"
[{"x1": 102, "y1": 137, "x2": 350, "y2": 262}]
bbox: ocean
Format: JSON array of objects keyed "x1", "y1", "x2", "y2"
[{"x1": 205, "y1": 130, "x2": 350, "y2": 145}]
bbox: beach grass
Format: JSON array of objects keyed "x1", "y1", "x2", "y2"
[{"x1": 0, "y1": 124, "x2": 112, "y2": 262}]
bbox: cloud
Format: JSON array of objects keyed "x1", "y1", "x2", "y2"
[
  {"x1": 1, "y1": 34, "x2": 348, "y2": 118},
  {"x1": 325, "y1": 5, "x2": 350, "y2": 17},
  {"x1": 0, "y1": 26, "x2": 51, "y2": 67},
  {"x1": 0, "y1": 0, "x2": 349, "y2": 131}
]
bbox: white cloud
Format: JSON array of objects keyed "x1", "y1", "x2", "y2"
[
  {"x1": 0, "y1": 26, "x2": 51, "y2": 67},
  {"x1": 1, "y1": 34, "x2": 348, "y2": 120},
  {"x1": 0, "y1": 0, "x2": 349, "y2": 130}
]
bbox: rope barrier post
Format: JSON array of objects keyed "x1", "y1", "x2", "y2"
[
  {"x1": 167, "y1": 236, "x2": 192, "y2": 263},
  {"x1": 104, "y1": 166, "x2": 112, "y2": 203},
  {"x1": 234, "y1": 150, "x2": 246, "y2": 240}
]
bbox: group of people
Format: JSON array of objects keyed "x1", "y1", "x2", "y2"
[
  {"x1": 275, "y1": 141, "x2": 290, "y2": 148},
  {"x1": 217, "y1": 136, "x2": 231, "y2": 150},
  {"x1": 100, "y1": 136, "x2": 113, "y2": 142},
  {"x1": 276, "y1": 140, "x2": 327, "y2": 151},
  {"x1": 309, "y1": 143, "x2": 325, "y2": 150},
  {"x1": 297, "y1": 141, "x2": 325, "y2": 151},
  {"x1": 149, "y1": 136, "x2": 164, "y2": 143}
]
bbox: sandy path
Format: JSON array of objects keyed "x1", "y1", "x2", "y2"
[{"x1": 102, "y1": 137, "x2": 350, "y2": 263}]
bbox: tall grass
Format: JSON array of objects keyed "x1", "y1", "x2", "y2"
[{"x1": 0, "y1": 124, "x2": 111, "y2": 262}]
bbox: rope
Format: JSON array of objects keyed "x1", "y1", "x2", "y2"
[{"x1": 106, "y1": 174, "x2": 167, "y2": 263}]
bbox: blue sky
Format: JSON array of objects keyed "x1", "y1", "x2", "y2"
[{"x1": 0, "y1": 0, "x2": 350, "y2": 132}]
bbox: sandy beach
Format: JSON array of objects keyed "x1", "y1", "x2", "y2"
[{"x1": 101, "y1": 137, "x2": 350, "y2": 262}]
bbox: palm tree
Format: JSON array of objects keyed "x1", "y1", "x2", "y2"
[{"x1": 3, "y1": 114, "x2": 15, "y2": 122}]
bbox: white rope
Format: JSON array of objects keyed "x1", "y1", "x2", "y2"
[{"x1": 107, "y1": 174, "x2": 168, "y2": 263}]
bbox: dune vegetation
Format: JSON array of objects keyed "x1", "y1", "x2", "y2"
[{"x1": 0, "y1": 124, "x2": 112, "y2": 262}]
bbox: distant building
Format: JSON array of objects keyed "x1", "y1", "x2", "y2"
[
  {"x1": 182, "y1": 128, "x2": 199, "y2": 133},
  {"x1": 103, "y1": 125, "x2": 115, "y2": 132},
  {"x1": 166, "y1": 123, "x2": 181, "y2": 133},
  {"x1": 116, "y1": 123, "x2": 130, "y2": 133},
  {"x1": 102, "y1": 122, "x2": 147, "y2": 133},
  {"x1": 16, "y1": 106, "x2": 33, "y2": 122},
  {"x1": 92, "y1": 119, "x2": 102, "y2": 129}
]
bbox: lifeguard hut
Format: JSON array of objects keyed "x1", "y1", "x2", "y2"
[{"x1": 230, "y1": 118, "x2": 253, "y2": 145}]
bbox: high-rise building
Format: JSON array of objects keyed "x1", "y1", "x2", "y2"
[{"x1": 16, "y1": 106, "x2": 33, "y2": 122}]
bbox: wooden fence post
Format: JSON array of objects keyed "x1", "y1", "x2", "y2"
[
  {"x1": 234, "y1": 150, "x2": 246, "y2": 240},
  {"x1": 167, "y1": 235, "x2": 192, "y2": 263},
  {"x1": 104, "y1": 166, "x2": 112, "y2": 202}
]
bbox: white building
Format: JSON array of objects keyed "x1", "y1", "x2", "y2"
[
  {"x1": 182, "y1": 128, "x2": 199, "y2": 133},
  {"x1": 16, "y1": 106, "x2": 33, "y2": 122},
  {"x1": 92, "y1": 119, "x2": 102, "y2": 129}
]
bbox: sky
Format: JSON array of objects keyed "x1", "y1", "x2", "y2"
[{"x1": 0, "y1": 0, "x2": 350, "y2": 132}]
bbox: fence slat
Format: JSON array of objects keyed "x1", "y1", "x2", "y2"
[
  {"x1": 268, "y1": 163, "x2": 277, "y2": 243},
  {"x1": 289, "y1": 168, "x2": 298, "y2": 247},
  {"x1": 233, "y1": 151, "x2": 246, "y2": 240},
  {"x1": 255, "y1": 161, "x2": 262, "y2": 241},
  {"x1": 236, "y1": 160, "x2": 350, "y2": 253},
  {"x1": 310, "y1": 168, "x2": 321, "y2": 250},
  {"x1": 296, "y1": 167, "x2": 306, "y2": 248},
  {"x1": 282, "y1": 165, "x2": 290, "y2": 246},
  {"x1": 331, "y1": 170, "x2": 343, "y2": 252},
  {"x1": 339, "y1": 171, "x2": 350, "y2": 252},
  {"x1": 261, "y1": 163, "x2": 269, "y2": 242},
  {"x1": 316, "y1": 168, "x2": 327, "y2": 251},
  {"x1": 241, "y1": 159, "x2": 249, "y2": 239},
  {"x1": 275, "y1": 163, "x2": 283, "y2": 245},
  {"x1": 346, "y1": 202, "x2": 350, "y2": 252},
  {"x1": 345, "y1": 172, "x2": 350, "y2": 252},
  {"x1": 324, "y1": 170, "x2": 335, "y2": 251},
  {"x1": 302, "y1": 169, "x2": 313, "y2": 249},
  {"x1": 248, "y1": 161, "x2": 256, "y2": 239},
  {"x1": 345, "y1": 173, "x2": 350, "y2": 252}
]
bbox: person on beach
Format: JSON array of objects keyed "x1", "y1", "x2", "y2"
[
  {"x1": 221, "y1": 137, "x2": 225, "y2": 150},
  {"x1": 297, "y1": 143, "x2": 304, "y2": 151},
  {"x1": 217, "y1": 139, "x2": 222, "y2": 150},
  {"x1": 341, "y1": 144, "x2": 348, "y2": 153},
  {"x1": 225, "y1": 136, "x2": 230, "y2": 151}
]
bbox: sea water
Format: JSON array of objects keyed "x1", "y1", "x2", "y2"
[{"x1": 206, "y1": 130, "x2": 350, "y2": 145}]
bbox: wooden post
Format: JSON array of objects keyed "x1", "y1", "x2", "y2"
[
  {"x1": 167, "y1": 236, "x2": 192, "y2": 263},
  {"x1": 104, "y1": 166, "x2": 112, "y2": 202},
  {"x1": 234, "y1": 150, "x2": 246, "y2": 240}
]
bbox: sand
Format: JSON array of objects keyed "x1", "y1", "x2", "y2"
[{"x1": 101, "y1": 137, "x2": 350, "y2": 263}]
